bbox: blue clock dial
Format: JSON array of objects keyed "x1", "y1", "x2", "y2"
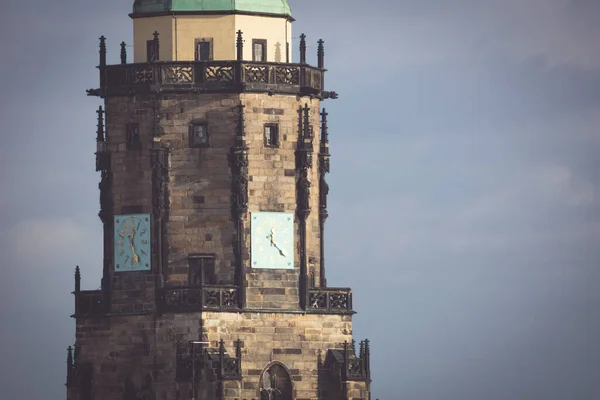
[
  {"x1": 114, "y1": 214, "x2": 151, "y2": 272},
  {"x1": 251, "y1": 212, "x2": 294, "y2": 270}
]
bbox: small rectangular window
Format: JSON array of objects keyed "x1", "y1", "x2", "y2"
[
  {"x1": 126, "y1": 123, "x2": 141, "y2": 150},
  {"x1": 252, "y1": 39, "x2": 267, "y2": 62},
  {"x1": 146, "y1": 40, "x2": 158, "y2": 62},
  {"x1": 189, "y1": 121, "x2": 210, "y2": 148},
  {"x1": 188, "y1": 254, "x2": 216, "y2": 286},
  {"x1": 194, "y1": 38, "x2": 213, "y2": 61},
  {"x1": 264, "y1": 124, "x2": 279, "y2": 147}
]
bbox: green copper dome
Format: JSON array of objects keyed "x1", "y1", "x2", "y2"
[{"x1": 133, "y1": 0, "x2": 292, "y2": 17}]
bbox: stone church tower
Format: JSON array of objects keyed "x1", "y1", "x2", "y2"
[{"x1": 68, "y1": 1, "x2": 372, "y2": 399}]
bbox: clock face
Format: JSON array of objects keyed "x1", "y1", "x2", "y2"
[
  {"x1": 114, "y1": 214, "x2": 151, "y2": 272},
  {"x1": 251, "y1": 212, "x2": 294, "y2": 270}
]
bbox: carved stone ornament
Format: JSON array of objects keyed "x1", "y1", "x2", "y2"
[
  {"x1": 319, "y1": 173, "x2": 329, "y2": 214},
  {"x1": 98, "y1": 170, "x2": 113, "y2": 223},
  {"x1": 151, "y1": 147, "x2": 168, "y2": 219},
  {"x1": 230, "y1": 146, "x2": 249, "y2": 219},
  {"x1": 318, "y1": 154, "x2": 330, "y2": 175},
  {"x1": 297, "y1": 148, "x2": 313, "y2": 171},
  {"x1": 297, "y1": 170, "x2": 311, "y2": 217},
  {"x1": 295, "y1": 105, "x2": 313, "y2": 220},
  {"x1": 232, "y1": 174, "x2": 249, "y2": 216}
]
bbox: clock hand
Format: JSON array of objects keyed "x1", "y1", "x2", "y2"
[
  {"x1": 272, "y1": 241, "x2": 287, "y2": 257},
  {"x1": 266, "y1": 229, "x2": 286, "y2": 256},
  {"x1": 129, "y1": 230, "x2": 140, "y2": 263}
]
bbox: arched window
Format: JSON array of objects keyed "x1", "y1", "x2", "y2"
[{"x1": 260, "y1": 363, "x2": 293, "y2": 400}]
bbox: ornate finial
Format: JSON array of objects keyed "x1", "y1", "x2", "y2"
[
  {"x1": 351, "y1": 339, "x2": 357, "y2": 356},
  {"x1": 152, "y1": 31, "x2": 160, "y2": 62},
  {"x1": 317, "y1": 39, "x2": 325, "y2": 69},
  {"x1": 299, "y1": 33, "x2": 307, "y2": 64},
  {"x1": 66, "y1": 346, "x2": 74, "y2": 386},
  {"x1": 74, "y1": 266, "x2": 81, "y2": 292},
  {"x1": 236, "y1": 103, "x2": 246, "y2": 145},
  {"x1": 96, "y1": 106, "x2": 105, "y2": 143},
  {"x1": 320, "y1": 108, "x2": 328, "y2": 145},
  {"x1": 364, "y1": 339, "x2": 371, "y2": 379},
  {"x1": 298, "y1": 106, "x2": 304, "y2": 139},
  {"x1": 99, "y1": 36, "x2": 106, "y2": 67},
  {"x1": 67, "y1": 346, "x2": 73, "y2": 366},
  {"x1": 236, "y1": 30, "x2": 244, "y2": 61},
  {"x1": 120, "y1": 42, "x2": 127, "y2": 64},
  {"x1": 303, "y1": 103, "x2": 311, "y2": 140}
]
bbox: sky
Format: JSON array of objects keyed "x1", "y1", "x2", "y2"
[{"x1": 1, "y1": 0, "x2": 600, "y2": 398}]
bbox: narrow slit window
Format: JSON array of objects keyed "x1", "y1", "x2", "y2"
[
  {"x1": 252, "y1": 39, "x2": 267, "y2": 62},
  {"x1": 264, "y1": 124, "x2": 279, "y2": 148}
]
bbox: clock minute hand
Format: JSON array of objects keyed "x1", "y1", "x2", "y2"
[
  {"x1": 268, "y1": 229, "x2": 286, "y2": 257},
  {"x1": 129, "y1": 230, "x2": 140, "y2": 263},
  {"x1": 272, "y1": 241, "x2": 287, "y2": 257}
]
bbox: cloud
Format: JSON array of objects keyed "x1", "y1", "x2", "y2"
[{"x1": 6, "y1": 218, "x2": 89, "y2": 264}]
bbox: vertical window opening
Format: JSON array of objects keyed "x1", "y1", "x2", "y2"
[
  {"x1": 189, "y1": 121, "x2": 210, "y2": 148},
  {"x1": 189, "y1": 254, "x2": 216, "y2": 286},
  {"x1": 253, "y1": 39, "x2": 267, "y2": 62},
  {"x1": 264, "y1": 124, "x2": 279, "y2": 148},
  {"x1": 194, "y1": 38, "x2": 213, "y2": 61}
]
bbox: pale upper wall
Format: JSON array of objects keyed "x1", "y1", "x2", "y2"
[
  {"x1": 133, "y1": 16, "x2": 174, "y2": 63},
  {"x1": 235, "y1": 14, "x2": 291, "y2": 62},
  {"x1": 173, "y1": 15, "x2": 236, "y2": 61},
  {"x1": 132, "y1": 14, "x2": 291, "y2": 62}
]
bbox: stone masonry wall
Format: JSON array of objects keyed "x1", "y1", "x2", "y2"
[
  {"x1": 73, "y1": 311, "x2": 353, "y2": 400},
  {"x1": 203, "y1": 311, "x2": 353, "y2": 399},
  {"x1": 241, "y1": 94, "x2": 323, "y2": 310},
  {"x1": 157, "y1": 93, "x2": 240, "y2": 286},
  {"x1": 104, "y1": 96, "x2": 159, "y2": 312},
  {"x1": 132, "y1": 92, "x2": 324, "y2": 299}
]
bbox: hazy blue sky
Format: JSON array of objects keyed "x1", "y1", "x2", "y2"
[{"x1": 1, "y1": 0, "x2": 600, "y2": 398}]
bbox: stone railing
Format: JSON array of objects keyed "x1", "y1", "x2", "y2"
[
  {"x1": 161, "y1": 285, "x2": 240, "y2": 312},
  {"x1": 92, "y1": 61, "x2": 331, "y2": 97},
  {"x1": 74, "y1": 290, "x2": 107, "y2": 316},
  {"x1": 308, "y1": 288, "x2": 353, "y2": 312}
]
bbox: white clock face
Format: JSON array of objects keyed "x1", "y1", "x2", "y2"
[{"x1": 251, "y1": 212, "x2": 294, "y2": 270}]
